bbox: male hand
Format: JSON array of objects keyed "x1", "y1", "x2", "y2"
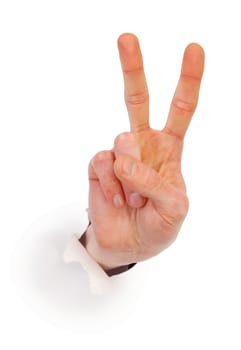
[{"x1": 85, "y1": 33, "x2": 205, "y2": 271}]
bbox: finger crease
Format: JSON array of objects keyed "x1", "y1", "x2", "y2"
[
  {"x1": 88, "y1": 177, "x2": 99, "y2": 182},
  {"x1": 163, "y1": 127, "x2": 184, "y2": 141},
  {"x1": 123, "y1": 65, "x2": 144, "y2": 74},
  {"x1": 173, "y1": 98, "x2": 195, "y2": 113},
  {"x1": 181, "y1": 73, "x2": 201, "y2": 82},
  {"x1": 125, "y1": 90, "x2": 149, "y2": 106}
]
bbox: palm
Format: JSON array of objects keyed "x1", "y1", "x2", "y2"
[
  {"x1": 137, "y1": 128, "x2": 185, "y2": 187},
  {"x1": 87, "y1": 34, "x2": 204, "y2": 269},
  {"x1": 89, "y1": 128, "x2": 187, "y2": 264}
]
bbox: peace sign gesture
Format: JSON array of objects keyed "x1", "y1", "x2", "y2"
[{"x1": 85, "y1": 34, "x2": 204, "y2": 272}]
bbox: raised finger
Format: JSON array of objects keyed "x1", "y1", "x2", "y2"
[
  {"x1": 118, "y1": 33, "x2": 150, "y2": 133},
  {"x1": 165, "y1": 43, "x2": 205, "y2": 139}
]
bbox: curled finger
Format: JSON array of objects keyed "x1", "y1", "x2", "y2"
[{"x1": 90, "y1": 150, "x2": 125, "y2": 209}]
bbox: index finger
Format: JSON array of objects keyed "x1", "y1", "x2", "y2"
[{"x1": 118, "y1": 33, "x2": 149, "y2": 133}]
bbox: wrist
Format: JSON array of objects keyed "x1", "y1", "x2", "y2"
[
  {"x1": 79, "y1": 224, "x2": 136, "y2": 276},
  {"x1": 79, "y1": 224, "x2": 120, "y2": 272}
]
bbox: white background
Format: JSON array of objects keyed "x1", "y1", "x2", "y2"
[{"x1": 1, "y1": 0, "x2": 241, "y2": 348}]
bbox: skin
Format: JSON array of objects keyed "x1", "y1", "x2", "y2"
[{"x1": 84, "y1": 33, "x2": 205, "y2": 271}]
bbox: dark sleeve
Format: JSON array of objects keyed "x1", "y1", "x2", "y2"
[
  {"x1": 79, "y1": 221, "x2": 137, "y2": 277},
  {"x1": 105, "y1": 263, "x2": 137, "y2": 277}
]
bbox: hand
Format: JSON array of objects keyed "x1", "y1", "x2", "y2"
[{"x1": 85, "y1": 33, "x2": 205, "y2": 271}]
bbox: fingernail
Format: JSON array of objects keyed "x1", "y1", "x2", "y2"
[
  {"x1": 113, "y1": 194, "x2": 124, "y2": 208},
  {"x1": 129, "y1": 192, "x2": 144, "y2": 207},
  {"x1": 123, "y1": 158, "x2": 136, "y2": 176}
]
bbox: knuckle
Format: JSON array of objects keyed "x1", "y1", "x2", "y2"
[
  {"x1": 172, "y1": 97, "x2": 196, "y2": 114},
  {"x1": 125, "y1": 89, "x2": 149, "y2": 106},
  {"x1": 92, "y1": 150, "x2": 113, "y2": 166},
  {"x1": 114, "y1": 132, "x2": 132, "y2": 147},
  {"x1": 114, "y1": 132, "x2": 140, "y2": 159}
]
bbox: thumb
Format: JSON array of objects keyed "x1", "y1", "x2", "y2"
[
  {"x1": 114, "y1": 154, "x2": 166, "y2": 200},
  {"x1": 114, "y1": 155, "x2": 189, "y2": 220}
]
